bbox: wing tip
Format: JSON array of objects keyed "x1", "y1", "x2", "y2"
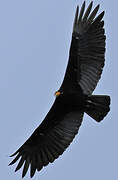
[
  {"x1": 73, "y1": 5, "x2": 79, "y2": 33},
  {"x1": 10, "y1": 149, "x2": 19, "y2": 157},
  {"x1": 73, "y1": 1, "x2": 104, "y2": 34}
]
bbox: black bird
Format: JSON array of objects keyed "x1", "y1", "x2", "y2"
[{"x1": 9, "y1": 1, "x2": 110, "y2": 178}]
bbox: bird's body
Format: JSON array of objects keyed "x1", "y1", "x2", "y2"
[{"x1": 9, "y1": 1, "x2": 110, "y2": 178}]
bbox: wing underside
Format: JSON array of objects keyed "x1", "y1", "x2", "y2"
[
  {"x1": 9, "y1": 110, "x2": 84, "y2": 178},
  {"x1": 61, "y1": 1, "x2": 106, "y2": 95},
  {"x1": 73, "y1": 1, "x2": 106, "y2": 95}
]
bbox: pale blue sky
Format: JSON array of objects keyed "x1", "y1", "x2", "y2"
[{"x1": 0, "y1": 0, "x2": 117, "y2": 179}]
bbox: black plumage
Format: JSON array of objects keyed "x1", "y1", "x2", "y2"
[{"x1": 9, "y1": 1, "x2": 110, "y2": 178}]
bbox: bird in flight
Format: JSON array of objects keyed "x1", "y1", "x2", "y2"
[{"x1": 9, "y1": 1, "x2": 110, "y2": 178}]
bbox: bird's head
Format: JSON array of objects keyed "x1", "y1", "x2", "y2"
[{"x1": 54, "y1": 90, "x2": 63, "y2": 97}]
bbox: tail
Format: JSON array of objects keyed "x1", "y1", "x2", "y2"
[{"x1": 85, "y1": 95, "x2": 110, "y2": 122}]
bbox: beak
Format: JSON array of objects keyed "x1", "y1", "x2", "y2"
[{"x1": 55, "y1": 91, "x2": 61, "y2": 97}]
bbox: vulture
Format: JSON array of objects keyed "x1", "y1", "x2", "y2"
[{"x1": 9, "y1": 1, "x2": 110, "y2": 178}]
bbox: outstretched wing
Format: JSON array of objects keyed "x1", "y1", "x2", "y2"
[
  {"x1": 9, "y1": 99, "x2": 84, "y2": 178},
  {"x1": 60, "y1": 1, "x2": 106, "y2": 95}
]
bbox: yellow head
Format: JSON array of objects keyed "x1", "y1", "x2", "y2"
[{"x1": 54, "y1": 91, "x2": 61, "y2": 97}]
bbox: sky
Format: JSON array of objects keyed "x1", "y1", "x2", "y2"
[{"x1": 0, "y1": 0, "x2": 117, "y2": 179}]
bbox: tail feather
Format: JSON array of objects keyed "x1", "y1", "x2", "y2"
[{"x1": 85, "y1": 95, "x2": 110, "y2": 122}]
